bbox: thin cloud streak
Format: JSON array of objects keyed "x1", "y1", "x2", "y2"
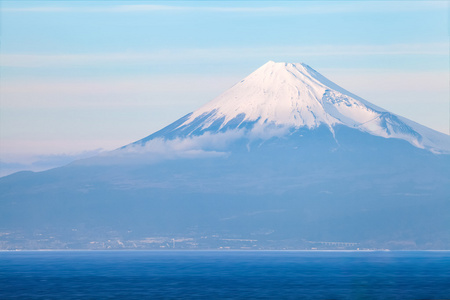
[
  {"x1": 2, "y1": 2, "x2": 446, "y2": 14},
  {"x1": 0, "y1": 5, "x2": 309, "y2": 13},
  {"x1": 1, "y1": 43, "x2": 447, "y2": 68}
]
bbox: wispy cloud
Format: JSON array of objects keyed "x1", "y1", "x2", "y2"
[
  {"x1": 1, "y1": 43, "x2": 447, "y2": 68},
  {"x1": 0, "y1": 5, "x2": 293, "y2": 13},
  {"x1": 109, "y1": 5, "x2": 285, "y2": 13},
  {"x1": 90, "y1": 131, "x2": 239, "y2": 165},
  {"x1": 1, "y1": 128, "x2": 286, "y2": 174},
  {"x1": 95, "y1": 126, "x2": 291, "y2": 166},
  {"x1": 2, "y1": 2, "x2": 446, "y2": 14}
]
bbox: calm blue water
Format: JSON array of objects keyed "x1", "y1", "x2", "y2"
[{"x1": 1, "y1": 251, "x2": 449, "y2": 299}]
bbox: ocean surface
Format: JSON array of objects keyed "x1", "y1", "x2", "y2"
[{"x1": 1, "y1": 251, "x2": 449, "y2": 299}]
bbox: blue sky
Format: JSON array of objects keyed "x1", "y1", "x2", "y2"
[{"x1": 0, "y1": 1, "x2": 448, "y2": 175}]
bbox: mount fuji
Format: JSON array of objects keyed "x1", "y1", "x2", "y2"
[
  {"x1": 129, "y1": 61, "x2": 449, "y2": 154},
  {"x1": 1, "y1": 62, "x2": 449, "y2": 250}
]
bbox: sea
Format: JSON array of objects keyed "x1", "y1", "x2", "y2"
[{"x1": 1, "y1": 250, "x2": 449, "y2": 299}]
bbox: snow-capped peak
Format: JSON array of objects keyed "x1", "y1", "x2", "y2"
[
  {"x1": 180, "y1": 60, "x2": 393, "y2": 133},
  {"x1": 168, "y1": 61, "x2": 449, "y2": 153},
  {"x1": 183, "y1": 61, "x2": 340, "y2": 130}
]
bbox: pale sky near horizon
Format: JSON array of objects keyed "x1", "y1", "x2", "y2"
[{"x1": 0, "y1": 1, "x2": 449, "y2": 175}]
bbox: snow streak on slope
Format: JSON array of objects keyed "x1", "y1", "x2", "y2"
[{"x1": 133, "y1": 61, "x2": 450, "y2": 154}]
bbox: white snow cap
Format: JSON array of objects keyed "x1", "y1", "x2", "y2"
[{"x1": 181, "y1": 61, "x2": 450, "y2": 153}]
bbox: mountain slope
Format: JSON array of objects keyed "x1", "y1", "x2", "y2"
[{"x1": 1, "y1": 61, "x2": 449, "y2": 250}]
